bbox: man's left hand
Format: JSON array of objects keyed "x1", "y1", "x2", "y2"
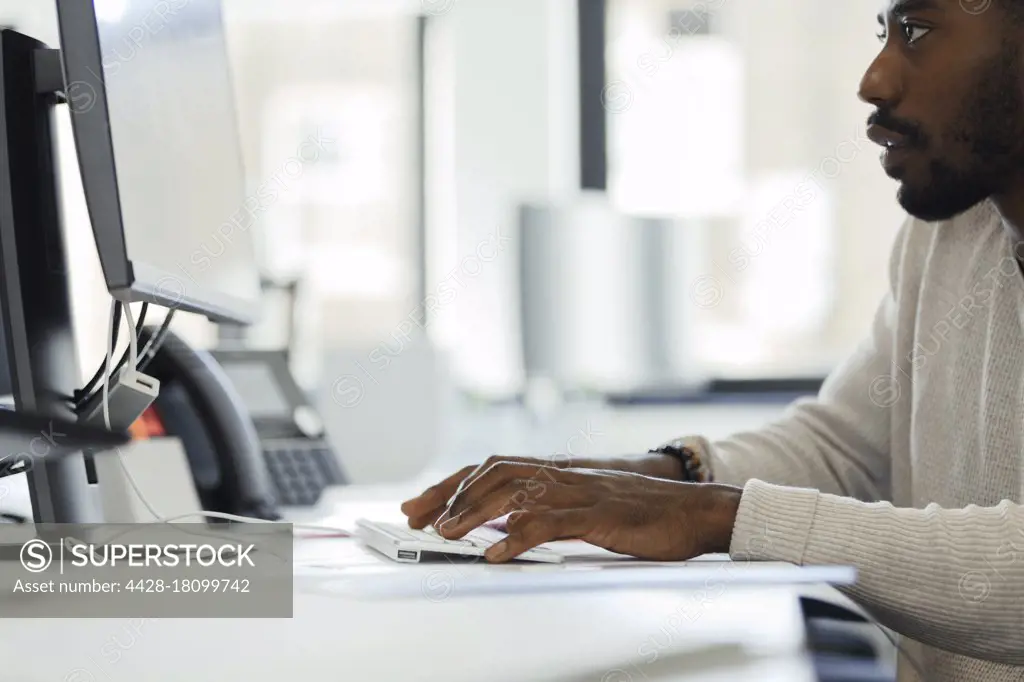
[{"x1": 433, "y1": 462, "x2": 744, "y2": 563}]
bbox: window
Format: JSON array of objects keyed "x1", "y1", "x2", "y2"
[
  {"x1": 604, "y1": 0, "x2": 905, "y2": 379},
  {"x1": 226, "y1": 4, "x2": 424, "y2": 387}
]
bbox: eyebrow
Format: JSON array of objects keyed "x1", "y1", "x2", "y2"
[{"x1": 877, "y1": 0, "x2": 941, "y2": 24}]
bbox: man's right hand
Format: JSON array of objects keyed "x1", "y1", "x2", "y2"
[{"x1": 399, "y1": 452, "x2": 685, "y2": 530}]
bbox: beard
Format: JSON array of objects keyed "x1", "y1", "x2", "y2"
[{"x1": 896, "y1": 45, "x2": 1024, "y2": 222}]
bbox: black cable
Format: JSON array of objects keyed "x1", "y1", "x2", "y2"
[
  {"x1": 137, "y1": 309, "x2": 176, "y2": 372},
  {"x1": 74, "y1": 302, "x2": 149, "y2": 412},
  {"x1": 103, "y1": 300, "x2": 148, "y2": 383},
  {"x1": 72, "y1": 302, "x2": 123, "y2": 405}
]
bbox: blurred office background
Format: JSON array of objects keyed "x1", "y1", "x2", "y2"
[{"x1": 2, "y1": 0, "x2": 902, "y2": 484}]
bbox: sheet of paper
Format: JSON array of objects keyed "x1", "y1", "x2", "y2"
[
  {"x1": 542, "y1": 540, "x2": 726, "y2": 563},
  {"x1": 328, "y1": 562, "x2": 856, "y2": 599}
]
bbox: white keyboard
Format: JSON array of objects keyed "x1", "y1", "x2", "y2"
[{"x1": 355, "y1": 519, "x2": 564, "y2": 564}]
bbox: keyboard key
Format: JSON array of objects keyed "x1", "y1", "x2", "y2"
[
  {"x1": 468, "y1": 526, "x2": 506, "y2": 543},
  {"x1": 357, "y1": 520, "x2": 565, "y2": 564},
  {"x1": 264, "y1": 445, "x2": 335, "y2": 507},
  {"x1": 382, "y1": 526, "x2": 418, "y2": 541}
]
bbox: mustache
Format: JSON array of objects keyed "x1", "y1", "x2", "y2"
[{"x1": 867, "y1": 110, "x2": 925, "y2": 145}]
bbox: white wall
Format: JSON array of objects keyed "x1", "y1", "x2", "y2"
[
  {"x1": 226, "y1": 6, "x2": 421, "y2": 390},
  {"x1": 603, "y1": 0, "x2": 904, "y2": 375},
  {"x1": 820, "y1": 0, "x2": 905, "y2": 347},
  {"x1": 732, "y1": 0, "x2": 903, "y2": 351}
]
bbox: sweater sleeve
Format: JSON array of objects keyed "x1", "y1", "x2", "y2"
[
  {"x1": 684, "y1": 217, "x2": 915, "y2": 502},
  {"x1": 729, "y1": 481, "x2": 1024, "y2": 666}
]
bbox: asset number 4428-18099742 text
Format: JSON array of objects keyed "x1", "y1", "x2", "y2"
[{"x1": 124, "y1": 578, "x2": 251, "y2": 593}]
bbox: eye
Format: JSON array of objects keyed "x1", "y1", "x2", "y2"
[
  {"x1": 876, "y1": 28, "x2": 887, "y2": 43},
  {"x1": 901, "y1": 22, "x2": 931, "y2": 44}
]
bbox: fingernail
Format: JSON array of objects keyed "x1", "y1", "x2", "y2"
[
  {"x1": 438, "y1": 513, "x2": 460, "y2": 533},
  {"x1": 486, "y1": 541, "x2": 507, "y2": 560}
]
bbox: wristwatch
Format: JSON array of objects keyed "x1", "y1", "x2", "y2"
[{"x1": 649, "y1": 437, "x2": 714, "y2": 483}]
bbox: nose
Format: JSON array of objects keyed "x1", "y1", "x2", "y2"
[{"x1": 858, "y1": 49, "x2": 903, "y2": 108}]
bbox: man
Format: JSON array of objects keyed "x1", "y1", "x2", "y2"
[{"x1": 400, "y1": 1, "x2": 1024, "y2": 680}]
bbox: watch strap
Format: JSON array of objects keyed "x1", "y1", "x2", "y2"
[{"x1": 649, "y1": 436, "x2": 714, "y2": 483}]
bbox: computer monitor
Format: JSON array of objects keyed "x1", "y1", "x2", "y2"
[
  {"x1": 0, "y1": 0, "x2": 262, "y2": 524},
  {"x1": 55, "y1": 0, "x2": 262, "y2": 323}
]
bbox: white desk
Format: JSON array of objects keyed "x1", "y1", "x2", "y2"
[
  {"x1": 0, "y1": 577, "x2": 816, "y2": 682},
  {"x1": 0, "y1": 482, "x2": 855, "y2": 682}
]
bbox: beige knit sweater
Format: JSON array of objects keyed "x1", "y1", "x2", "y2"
[{"x1": 681, "y1": 199, "x2": 1024, "y2": 681}]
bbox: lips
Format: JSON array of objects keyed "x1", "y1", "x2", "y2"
[
  {"x1": 866, "y1": 123, "x2": 908, "y2": 150},
  {"x1": 867, "y1": 123, "x2": 913, "y2": 176}
]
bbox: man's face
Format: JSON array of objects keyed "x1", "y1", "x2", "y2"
[{"x1": 860, "y1": 0, "x2": 1024, "y2": 221}]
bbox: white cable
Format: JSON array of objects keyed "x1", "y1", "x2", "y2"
[
  {"x1": 64, "y1": 512, "x2": 351, "y2": 566},
  {"x1": 112, "y1": 305, "x2": 348, "y2": 535},
  {"x1": 113, "y1": 453, "x2": 346, "y2": 536},
  {"x1": 115, "y1": 447, "x2": 162, "y2": 520},
  {"x1": 154, "y1": 512, "x2": 353, "y2": 537},
  {"x1": 102, "y1": 299, "x2": 162, "y2": 520},
  {"x1": 122, "y1": 301, "x2": 138, "y2": 370},
  {"x1": 97, "y1": 302, "x2": 251, "y2": 544},
  {"x1": 93, "y1": 297, "x2": 353, "y2": 566}
]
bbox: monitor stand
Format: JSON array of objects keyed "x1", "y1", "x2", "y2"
[{"x1": 0, "y1": 29, "x2": 124, "y2": 534}]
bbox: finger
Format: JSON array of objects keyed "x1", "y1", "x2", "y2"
[
  {"x1": 503, "y1": 510, "x2": 529, "y2": 530},
  {"x1": 438, "y1": 479, "x2": 583, "y2": 539},
  {"x1": 484, "y1": 515, "x2": 511, "y2": 532},
  {"x1": 441, "y1": 462, "x2": 589, "y2": 524},
  {"x1": 485, "y1": 509, "x2": 593, "y2": 563},
  {"x1": 401, "y1": 464, "x2": 478, "y2": 527},
  {"x1": 457, "y1": 455, "x2": 568, "y2": 494},
  {"x1": 402, "y1": 455, "x2": 560, "y2": 526}
]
